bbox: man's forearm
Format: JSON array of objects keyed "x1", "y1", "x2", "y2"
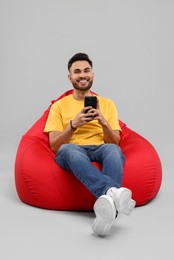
[
  {"x1": 49, "y1": 122, "x2": 76, "y2": 153},
  {"x1": 101, "y1": 121, "x2": 120, "y2": 145}
]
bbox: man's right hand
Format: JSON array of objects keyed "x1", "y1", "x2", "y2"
[{"x1": 71, "y1": 106, "x2": 96, "y2": 128}]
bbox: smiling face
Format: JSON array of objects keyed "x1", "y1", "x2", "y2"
[{"x1": 68, "y1": 60, "x2": 94, "y2": 92}]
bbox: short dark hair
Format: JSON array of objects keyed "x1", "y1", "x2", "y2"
[{"x1": 68, "y1": 53, "x2": 93, "y2": 71}]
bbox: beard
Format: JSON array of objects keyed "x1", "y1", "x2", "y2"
[{"x1": 71, "y1": 80, "x2": 93, "y2": 92}]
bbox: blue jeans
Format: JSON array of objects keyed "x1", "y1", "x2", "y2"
[{"x1": 55, "y1": 144, "x2": 125, "y2": 198}]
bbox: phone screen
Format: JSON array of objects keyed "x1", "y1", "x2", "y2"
[{"x1": 84, "y1": 96, "x2": 97, "y2": 109}]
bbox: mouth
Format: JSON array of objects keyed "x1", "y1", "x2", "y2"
[
  {"x1": 73, "y1": 78, "x2": 93, "y2": 91},
  {"x1": 77, "y1": 78, "x2": 89, "y2": 84},
  {"x1": 79, "y1": 79, "x2": 87, "y2": 83},
  {"x1": 77, "y1": 80, "x2": 89, "y2": 86}
]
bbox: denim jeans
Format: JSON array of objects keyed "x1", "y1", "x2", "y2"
[{"x1": 55, "y1": 144, "x2": 125, "y2": 198}]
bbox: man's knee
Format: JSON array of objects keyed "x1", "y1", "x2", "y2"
[
  {"x1": 58, "y1": 144, "x2": 76, "y2": 154},
  {"x1": 55, "y1": 144, "x2": 77, "y2": 167},
  {"x1": 102, "y1": 144, "x2": 125, "y2": 160},
  {"x1": 102, "y1": 143, "x2": 120, "y2": 153}
]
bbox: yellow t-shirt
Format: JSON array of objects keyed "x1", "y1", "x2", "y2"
[{"x1": 44, "y1": 94, "x2": 121, "y2": 145}]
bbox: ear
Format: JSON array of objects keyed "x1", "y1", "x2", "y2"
[{"x1": 68, "y1": 74, "x2": 71, "y2": 81}]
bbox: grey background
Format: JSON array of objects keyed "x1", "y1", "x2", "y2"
[{"x1": 1, "y1": 0, "x2": 173, "y2": 259}]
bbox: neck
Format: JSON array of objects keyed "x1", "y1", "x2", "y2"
[{"x1": 73, "y1": 89, "x2": 92, "y2": 101}]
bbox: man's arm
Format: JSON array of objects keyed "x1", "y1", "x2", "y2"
[
  {"x1": 49, "y1": 123, "x2": 75, "y2": 153},
  {"x1": 91, "y1": 100, "x2": 121, "y2": 145},
  {"x1": 48, "y1": 106, "x2": 95, "y2": 153},
  {"x1": 101, "y1": 122, "x2": 121, "y2": 144},
  {"x1": 48, "y1": 100, "x2": 121, "y2": 153}
]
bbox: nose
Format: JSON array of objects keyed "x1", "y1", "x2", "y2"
[{"x1": 79, "y1": 71, "x2": 86, "y2": 78}]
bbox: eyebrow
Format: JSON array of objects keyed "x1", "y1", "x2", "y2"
[{"x1": 73, "y1": 67, "x2": 91, "y2": 73}]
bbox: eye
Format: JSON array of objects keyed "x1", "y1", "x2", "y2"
[{"x1": 74, "y1": 70, "x2": 81, "y2": 74}]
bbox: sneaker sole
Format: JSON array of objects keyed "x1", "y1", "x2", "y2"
[
  {"x1": 123, "y1": 199, "x2": 136, "y2": 215},
  {"x1": 115, "y1": 188, "x2": 136, "y2": 215},
  {"x1": 92, "y1": 195, "x2": 116, "y2": 237}
]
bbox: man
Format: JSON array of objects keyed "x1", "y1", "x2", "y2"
[{"x1": 44, "y1": 53, "x2": 135, "y2": 237}]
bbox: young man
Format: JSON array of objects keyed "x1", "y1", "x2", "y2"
[{"x1": 44, "y1": 53, "x2": 135, "y2": 237}]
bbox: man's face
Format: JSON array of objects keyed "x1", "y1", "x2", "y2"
[{"x1": 68, "y1": 60, "x2": 94, "y2": 91}]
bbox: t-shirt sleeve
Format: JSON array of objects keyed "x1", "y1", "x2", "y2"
[
  {"x1": 108, "y1": 100, "x2": 122, "y2": 131},
  {"x1": 44, "y1": 102, "x2": 64, "y2": 133}
]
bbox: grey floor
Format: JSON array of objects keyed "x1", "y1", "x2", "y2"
[{"x1": 1, "y1": 144, "x2": 173, "y2": 260}]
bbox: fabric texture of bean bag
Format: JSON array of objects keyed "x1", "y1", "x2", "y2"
[{"x1": 14, "y1": 90, "x2": 162, "y2": 210}]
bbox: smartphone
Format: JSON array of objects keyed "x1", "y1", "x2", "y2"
[{"x1": 84, "y1": 96, "x2": 97, "y2": 113}]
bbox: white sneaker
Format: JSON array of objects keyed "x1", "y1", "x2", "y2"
[
  {"x1": 107, "y1": 187, "x2": 136, "y2": 215},
  {"x1": 92, "y1": 195, "x2": 116, "y2": 237}
]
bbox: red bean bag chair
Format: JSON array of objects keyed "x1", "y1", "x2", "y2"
[{"x1": 14, "y1": 90, "x2": 162, "y2": 210}]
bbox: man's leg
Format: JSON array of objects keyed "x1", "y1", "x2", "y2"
[
  {"x1": 55, "y1": 143, "x2": 135, "y2": 236},
  {"x1": 90, "y1": 143, "x2": 125, "y2": 188},
  {"x1": 90, "y1": 144, "x2": 135, "y2": 213},
  {"x1": 55, "y1": 144, "x2": 118, "y2": 198},
  {"x1": 55, "y1": 144, "x2": 119, "y2": 236},
  {"x1": 90, "y1": 144, "x2": 135, "y2": 236}
]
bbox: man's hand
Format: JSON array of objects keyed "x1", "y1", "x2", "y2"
[
  {"x1": 82, "y1": 99, "x2": 121, "y2": 145},
  {"x1": 71, "y1": 106, "x2": 97, "y2": 128},
  {"x1": 84, "y1": 99, "x2": 107, "y2": 126},
  {"x1": 72, "y1": 99, "x2": 108, "y2": 128}
]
